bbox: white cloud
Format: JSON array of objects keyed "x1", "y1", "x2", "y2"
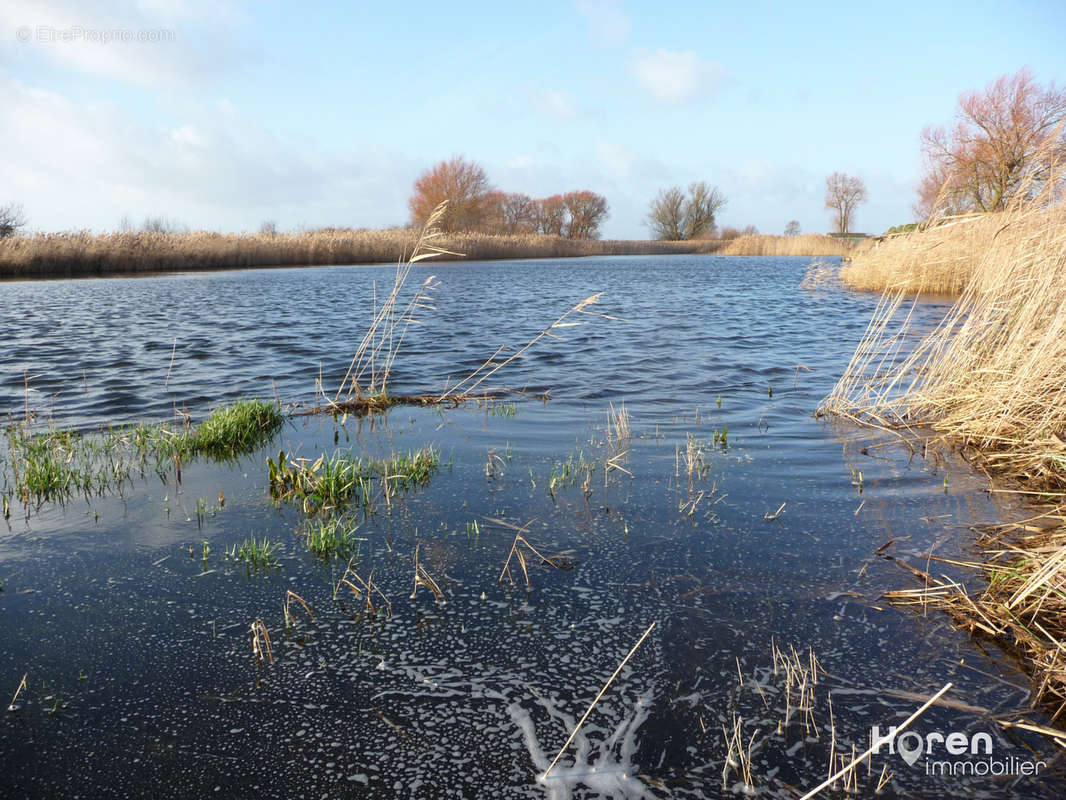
[
  {"x1": 0, "y1": 0, "x2": 242, "y2": 88},
  {"x1": 529, "y1": 88, "x2": 579, "y2": 121},
  {"x1": 0, "y1": 75, "x2": 418, "y2": 232},
  {"x1": 631, "y1": 49, "x2": 727, "y2": 105},
  {"x1": 575, "y1": 0, "x2": 630, "y2": 47}
]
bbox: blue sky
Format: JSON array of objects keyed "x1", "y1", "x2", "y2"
[{"x1": 2, "y1": 0, "x2": 1065, "y2": 238}]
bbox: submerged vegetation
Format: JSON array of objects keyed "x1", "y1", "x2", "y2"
[
  {"x1": 1, "y1": 398, "x2": 281, "y2": 504},
  {"x1": 267, "y1": 447, "x2": 440, "y2": 513}
]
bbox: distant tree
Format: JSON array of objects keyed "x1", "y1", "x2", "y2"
[
  {"x1": 496, "y1": 192, "x2": 536, "y2": 234},
  {"x1": 409, "y1": 156, "x2": 492, "y2": 232},
  {"x1": 681, "y1": 182, "x2": 726, "y2": 240},
  {"x1": 259, "y1": 220, "x2": 278, "y2": 236},
  {"x1": 0, "y1": 203, "x2": 27, "y2": 238},
  {"x1": 141, "y1": 216, "x2": 186, "y2": 234},
  {"x1": 824, "y1": 172, "x2": 867, "y2": 235},
  {"x1": 740, "y1": 224, "x2": 759, "y2": 236},
  {"x1": 719, "y1": 226, "x2": 741, "y2": 240},
  {"x1": 784, "y1": 220, "x2": 801, "y2": 236},
  {"x1": 647, "y1": 182, "x2": 726, "y2": 240},
  {"x1": 534, "y1": 194, "x2": 567, "y2": 236},
  {"x1": 917, "y1": 68, "x2": 1066, "y2": 217},
  {"x1": 647, "y1": 187, "x2": 685, "y2": 240},
  {"x1": 563, "y1": 190, "x2": 609, "y2": 239}
]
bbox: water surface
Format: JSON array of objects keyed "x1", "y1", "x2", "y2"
[{"x1": 0, "y1": 256, "x2": 1058, "y2": 798}]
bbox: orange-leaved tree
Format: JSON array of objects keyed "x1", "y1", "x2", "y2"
[
  {"x1": 409, "y1": 156, "x2": 493, "y2": 232},
  {"x1": 562, "y1": 190, "x2": 609, "y2": 240},
  {"x1": 917, "y1": 68, "x2": 1066, "y2": 217}
]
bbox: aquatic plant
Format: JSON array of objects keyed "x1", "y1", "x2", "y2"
[
  {"x1": 547, "y1": 450, "x2": 595, "y2": 498},
  {"x1": 283, "y1": 590, "x2": 315, "y2": 627},
  {"x1": 1, "y1": 399, "x2": 282, "y2": 506},
  {"x1": 192, "y1": 399, "x2": 283, "y2": 459},
  {"x1": 334, "y1": 557, "x2": 391, "y2": 616},
  {"x1": 250, "y1": 618, "x2": 273, "y2": 666},
  {"x1": 267, "y1": 446, "x2": 439, "y2": 513},
  {"x1": 410, "y1": 542, "x2": 445, "y2": 604},
  {"x1": 302, "y1": 516, "x2": 362, "y2": 560},
  {"x1": 227, "y1": 537, "x2": 280, "y2": 570},
  {"x1": 489, "y1": 402, "x2": 517, "y2": 418}
]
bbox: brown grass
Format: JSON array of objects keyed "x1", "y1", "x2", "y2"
[
  {"x1": 0, "y1": 228, "x2": 712, "y2": 279},
  {"x1": 884, "y1": 514, "x2": 1066, "y2": 721},
  {"x1": 717, "y1": 233, "x2": 855, "y2": 257},
  {"x1": 821, "y1": 198, "x2": 1066, "y2": 492},
  {"x1": 839, "y1": 206, "x2": 1066, "y2": 294},
  {"x1": 826, "y1": 169, "x2": 1066, "y2": 719}
]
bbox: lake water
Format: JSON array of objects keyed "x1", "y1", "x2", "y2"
[{"x1": 1, "y1": 255, "x2": 1061, "y2": 798}]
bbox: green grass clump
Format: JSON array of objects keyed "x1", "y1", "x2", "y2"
[
  {"x1": 227, "y1": 537, "x2": 280, "y2": 570},
  {"x1": 1, "y1": 399, "x2": 283, "y2": 506},
  {"x1": 547, "y1": 450, "x2": 595, "y2": 497},
  {"x1": 192, "y1": 400, "x2": 283, "y2": 459},
  {"x1": 303, "y1": 517, "x2": 362, "y2": 560},
  {"x1": 268, "y1": 446, "x2": 440, "y2": 512}
]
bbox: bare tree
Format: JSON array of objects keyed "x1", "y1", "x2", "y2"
[
  {"x1": 917, "y1": 68, "x2": 1066, "y2": 217},
  {"x1": 647, "y1": 187, "x2": 686, "y2": 240},
  {"x1": 784, "y1": 220, "x2": 801, "y2": 236},
  {"x1": 740, "y1": 224, "x2": 759, "y2": 236},
  {"x1": 824, "y1": 173, "x2": 867, "y2": 235},
  {"x1": 141, "y1": 216, "x2": 186, "y2": 234},
  {"x1": 409, "y1": 156, "x2": 493, "y2": 232},
  {"x1": 259, "y1": 220, "x2": 278, "y2": 236},
  {"x1": 498, "y1": 192, "x2": 536, "y2": 234},
  {"x1": 562, "y1": 190, "x2": 609, "y2": 240},
  {"x1": 647, "y1": 182, "x2": 726, "y2": 240},
  {"x1": 681, "y1": 181, "x2": 726, "y2": 239},
  {"x1": 0, "y1": 203, "x2": 27, "y2": 238},
  {"x1": 534, "y1": 194, "x2": 567, "y2": 236}
]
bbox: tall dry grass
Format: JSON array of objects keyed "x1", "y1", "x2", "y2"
[
  {"x1": 837, "y1": 210, "x2": 1061, "y2": 295},
  {"x1": 822, "y1": 196, "x2": 1066, "y2": 489},
  {"x1": 0, "y1": 228, "x2": 711, "y2": 279},
  {"x1": 826, "y1": 172, "x2": 1066, "y2": 710},
  {"x1": 717, "y1": 233, "x2": 855, "y2": 257}
]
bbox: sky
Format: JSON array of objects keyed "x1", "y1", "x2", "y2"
[{"x1": 2, "y1": 0, "x2": 1065, "y2": 239}]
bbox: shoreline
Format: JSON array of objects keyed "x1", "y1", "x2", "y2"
[{"x1": 0, "y1": 229, "x2": 853, "y2": 280}]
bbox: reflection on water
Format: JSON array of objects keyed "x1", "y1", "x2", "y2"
[{"x1": 0, "y1": 256, "x2": 1060, "y2": 797}]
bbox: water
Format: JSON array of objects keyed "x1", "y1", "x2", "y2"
[{"x1": 0, "y1": 255, "x2": 1059, "y2": 798}]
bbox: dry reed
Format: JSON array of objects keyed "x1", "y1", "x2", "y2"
[
  {"x1": 822, "y1": 195, "x2": 1066, "y2": 491},
  {"x1": 826, "y1": 159, "x2": 1066, "y2": 720},
  {"x1": 839, "y1": 206, "x2": 1066, "y2": 294},
  {"x1": 0, "y1": 228, "x2": 712, "y2": 279},
  {"x1": 885, "y1": 514, "x2": 1066, "y2": 719},
  {"x1": 541, "y1": 620, "x2": 657, "y2": 779},
  {"x1": 717, "y1": 234, "x2": 855, "y2": 257}
]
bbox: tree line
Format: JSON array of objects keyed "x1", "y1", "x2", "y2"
[{"x1": 409, "y1": 156, "x2": 609, "y2": 239}]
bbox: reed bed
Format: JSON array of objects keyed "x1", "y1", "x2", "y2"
[
  {"x1": 840, "y1": 205, "x2": 1066, "y2": 294},
  {"x1": 825, "y1": 184, "x2": 1066, "y2": 714},
  {"x1": 0, "y1": 228, "x2": 710, "y2": 278},
  {"x1": 822, "y1": 197, "x2": 1066, "y2": 491},
  {"x1": 717, "y1": 234, "x2": 855, "y2": 257}
]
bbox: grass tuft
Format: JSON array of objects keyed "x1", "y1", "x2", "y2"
[{"x1": 193, "y1": 399, "x2": 283, "y2": 459}]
